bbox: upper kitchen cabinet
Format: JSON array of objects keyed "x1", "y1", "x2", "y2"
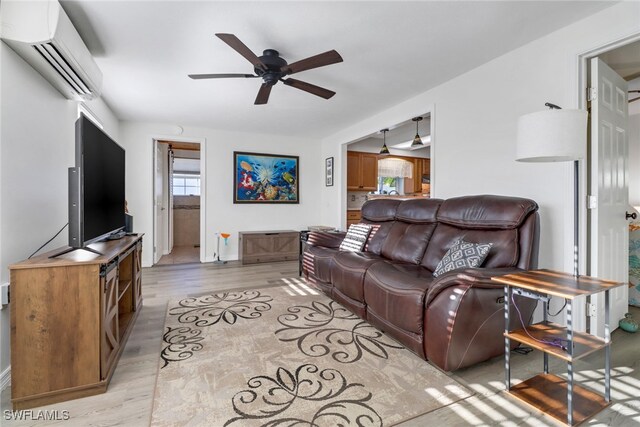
[{"x1": 347, "y1": 151, "x2": 378, "y2": 191}]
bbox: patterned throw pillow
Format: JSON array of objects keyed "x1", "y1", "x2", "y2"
[
  {"x1": 363, "y1": 224, "x2": 381, "y2": 252},
  {"x1": 433, "y1": 239, "x2": 493, "y2": 277},
  {"x1": 339, "y1": 224, "x2": 373, "y2": 252}
]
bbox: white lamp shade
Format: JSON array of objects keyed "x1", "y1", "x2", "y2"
[{"x1": 516, "y1": 109, "x2": 587, "y2": 162}]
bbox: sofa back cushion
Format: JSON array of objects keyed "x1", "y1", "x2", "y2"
[
  {"x1": 361, "y1": 199, "x2": 401, "y2": 222},
  {"x1": 381, "y1": 222, "x2": 438, "y2": 264},
  {"x1": 361, "y1": 198, "x2": 442, "y2": 260},
  {"x1": 421, "y1": 224, "x2": 519, "y2": 271},
  {"x1": 421, "y1": 195, "x2": 538, "y2": 271},
  {"x1": 360, "y1": 199, "x2": 400, "y2": 254}
]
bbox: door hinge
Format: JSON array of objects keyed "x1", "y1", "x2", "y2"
[
  {"x1": 586, "y1": 302, "x2": 597, "y2": 317},
  {"x1": 587, "y1": 195, "x2": 597, "y2": 209},
  {"x1": 587, "y1": 87, "x2": 597, "y2": 102}
]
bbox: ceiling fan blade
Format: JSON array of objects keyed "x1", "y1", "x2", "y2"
[
  {"x1": 254, "y1": 83, "x2": 272, "y2": 105},
  {"x1": 188, "y1": 73, "x2": 258, "y2": 79},
  {"x1": 216, "y1": 33, "x2": 266, "y2": 71},
  {"x1": 282, "y1": 50, "x2": 343, "y2": 75},
  {"x1": 282, "y1": 78, "x2": 335, "y2": 99}
]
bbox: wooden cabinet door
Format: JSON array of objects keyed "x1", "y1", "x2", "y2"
[
  {"x1": 422, "y1": 158, "x2": 430, "y2": 177},
  {"x1": 360, "y1": 154, "x2": 378, "y2": 191},
  {"x1": 413, "y1": 158, "x2": 423, "y2": 193},
  {"x1": 101, "y1": 265, "x2": 120, "y2": 380},
  {"x1": 346, "y1": 152, "x2": 361, "y2": 190},
  {"x1": 133, "y1": 243, "x2": 143, "y2": 310}
]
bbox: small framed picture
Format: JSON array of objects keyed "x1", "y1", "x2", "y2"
[{"x1": 325, "y1": 157, "x2": 334, "y2": 187}]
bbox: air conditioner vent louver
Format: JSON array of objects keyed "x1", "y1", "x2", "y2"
[
  {"x1": 33, "y1": 43, "x2": 92, "y2": 95},
  {"x1": 0, "y1": 0, "x2": 103, "y2": 101}
]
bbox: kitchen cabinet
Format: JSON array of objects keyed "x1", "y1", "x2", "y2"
[
  {"x1": 405, "y1": 158, "x2": 431, "y2": 194},
  {"x1": 422, "y1": 158, "x2": 431, "y2": 176},
  {"x1": 347, "y1": 151, "x2": 378, "y2": 191},
  {"x1": 347, "y1": 210, "x2": 362, "y2": 228}
]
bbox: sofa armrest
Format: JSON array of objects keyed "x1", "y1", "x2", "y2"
[
  {"x1": 423, "y1": 267, "x2": 537, "y2": 371},
  {"x1": 305, "y1": 231, "x2": 346, "y2": 249},
  {"x1": 425, "y1": 267, "x2": 523, "y2": 307}
]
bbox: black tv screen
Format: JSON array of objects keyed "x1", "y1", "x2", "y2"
[{"x1": 71, "y1": 115, "x2": 125, "y2": 246}]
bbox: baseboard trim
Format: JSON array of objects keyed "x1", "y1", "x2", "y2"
[{"x1": 0, "y1": 365, "x2": 10, "y2": 391}]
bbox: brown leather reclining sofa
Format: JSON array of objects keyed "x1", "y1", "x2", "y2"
[{"x1": 302, "y1": 195, "x2": 540, "y2": 371}]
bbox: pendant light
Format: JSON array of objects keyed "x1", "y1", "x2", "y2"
[
  {"x1": 411, "y1": 116, "x2": 424, "y2": 148},
  {"x1": 379, "y1": 128, "x2": 390, "y2": 155}
]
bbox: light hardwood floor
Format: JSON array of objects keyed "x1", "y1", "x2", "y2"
[
  {"x1": 156, "y1": 246, "x2": 200, "y2": 265},
  {"x1": 1, "y1": 261, "x2": 639, "y2": 426}
]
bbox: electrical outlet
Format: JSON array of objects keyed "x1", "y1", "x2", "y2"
[{"x1": 0, "y1": 282, "x2": 9, "y2": 307}]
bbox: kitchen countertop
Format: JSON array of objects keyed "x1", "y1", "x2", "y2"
[{"x1": 366, "y1": 194, "x2": 430, "y2": 200}]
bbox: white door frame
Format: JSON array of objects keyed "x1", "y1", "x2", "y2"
[
  {"x1": 152, "y1": 134, "x2": 207, "y2": 263},
  {"x1": 577, "y1": 31, "x2": 640, "y2": 332},
  {"x1": 153, "y1": 142, "x2": 164, "y2": 264}
]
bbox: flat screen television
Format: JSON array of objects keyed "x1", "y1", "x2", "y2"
[{"x1": 68, "y1": 114, "x2": 126, "y2": 252}]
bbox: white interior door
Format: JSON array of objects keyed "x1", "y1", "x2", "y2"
[
  {"x1": 589, "y1": 57, "x2": 629, "y2": 336},
  {"x1": 154, "y1": 142, "x2": 165, "y2": 263}
]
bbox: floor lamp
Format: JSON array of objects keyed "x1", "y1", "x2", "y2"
[{"x1": 516, "y1": 103, "x2": 588, "y2": 276}]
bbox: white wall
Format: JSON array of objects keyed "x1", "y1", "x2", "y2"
[
  {"x1": 321, "y1": 2, "x2": 640, "y2": 276},
  {"x1": 119, "y1": 122, "x2": 324, "y2": 267},
  {"x1": 0, "y1": 42, "x2": 119, "y2": 380}
]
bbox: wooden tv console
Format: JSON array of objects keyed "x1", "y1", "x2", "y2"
[{"x1": 9, "y1": 234, "x2": 143, "y2": 409}]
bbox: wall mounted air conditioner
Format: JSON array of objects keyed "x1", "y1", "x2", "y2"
[{"x1": 1, "y1": 0, "x2": 102, "y2": 101}]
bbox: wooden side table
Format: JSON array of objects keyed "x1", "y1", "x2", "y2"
[{"x1": 492, "y1": 269, "x2": 624, "y2": 426}]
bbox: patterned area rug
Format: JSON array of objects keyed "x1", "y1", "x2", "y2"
[{"x1": 151, "y1": 279, "x2": 472, "y2": 426}]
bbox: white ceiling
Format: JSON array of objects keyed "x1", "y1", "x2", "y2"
[{"x1": 61, "y1": 1, "x2": 616, "y2": 139}]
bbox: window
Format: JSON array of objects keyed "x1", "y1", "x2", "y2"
[
  {"x1": 173, "y1": 174, "x2": 200, "y2": 196},
  {"x1": 378, "y1": 176, "x2": 405, "y2": 194}
]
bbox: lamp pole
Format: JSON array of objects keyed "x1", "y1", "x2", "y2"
[{"x1": 545, "y1": 103, "x2": 579, "y2": 277}]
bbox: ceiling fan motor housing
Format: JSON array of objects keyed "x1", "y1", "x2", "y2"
[{"x1": 256, "y1": 49, "x2": 288, "y2": 85}]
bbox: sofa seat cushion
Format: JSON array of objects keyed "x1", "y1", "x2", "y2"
[
  {"x1": 331, "y1": 251, "x2": 387, "y2": 303},
  {"x1": 305, "y1": 245, "x2": 339, "y2": 284},
  {"x1": 363, "y1": 262, "x2": 435, "y2": 335}
]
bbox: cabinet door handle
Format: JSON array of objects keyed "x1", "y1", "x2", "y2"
[{"x1": 627, "y1": 211, "x2": 638, "y2": 220}]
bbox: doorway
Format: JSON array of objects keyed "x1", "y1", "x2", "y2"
[
  {"x1": 581, "y1": 37, "x2": 640, "y2": 334},
  {"x1": 342, "y1": 111, "x2": 434, "y2": 229},
  {"x1": 154, "y1": 139, "x2": 204, "y2": 265}
]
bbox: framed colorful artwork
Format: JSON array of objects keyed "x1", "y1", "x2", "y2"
[
  {"x1": 325, "y1": 157, "x2": 334, "y2": 186},
  {"x1": 233, "y1": 151, "x2": 299, "y2": 204}
]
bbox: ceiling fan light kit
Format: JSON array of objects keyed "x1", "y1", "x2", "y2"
[
  {"x1": 411, "y1": 116, "x2": 424, "y2": 148},
  {"x1": 189, "y1": 33, "x2": 343, "y2": 105}
]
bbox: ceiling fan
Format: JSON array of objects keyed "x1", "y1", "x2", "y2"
[{"x1": 188, "y1": 33, "x2": 343, "y2": 105}]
